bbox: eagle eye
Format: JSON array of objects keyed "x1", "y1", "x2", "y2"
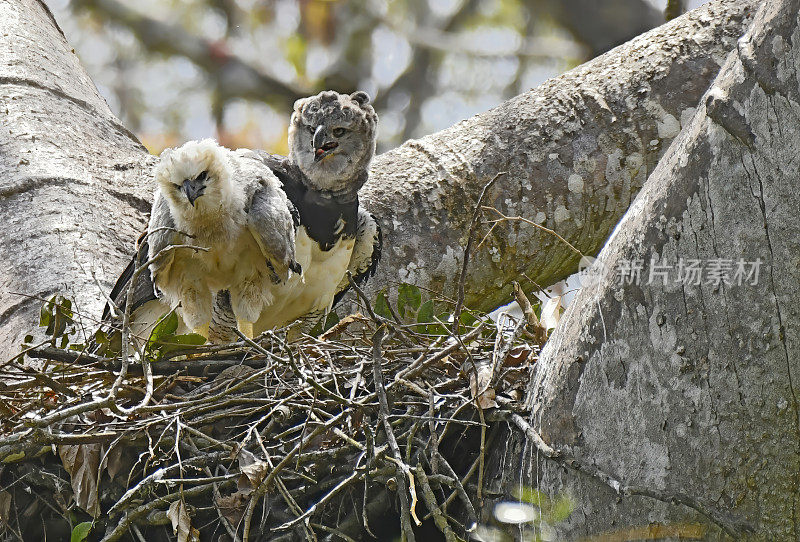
[{"x1": 332, "y1": 127, "x2": 346, "y2": 137}]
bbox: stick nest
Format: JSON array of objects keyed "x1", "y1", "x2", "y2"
[{"x1": 0, "y1": 292, "x2": 539, "y2": 542}]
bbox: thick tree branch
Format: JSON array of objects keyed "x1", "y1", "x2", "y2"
[
  {"x1": 0, "y1": 0, "x2": 154, "y2": 355},
  {"x1": 2, "y1": 1, "x2": 798, "y2": 539},
  {"x1": 498, "y1": 411, "x2": 751, "y2": 537},
  {"x1": 361, "y1": 0, "x2": 756, "y2": 311}
]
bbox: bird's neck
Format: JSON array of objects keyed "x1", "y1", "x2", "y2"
[{"x1": 299, "y1": 169, "x2": 368, "y2": 203}]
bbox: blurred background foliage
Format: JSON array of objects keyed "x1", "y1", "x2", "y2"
[{"x1": 47, "y1": 0, "x2": 707, "y2": 155}]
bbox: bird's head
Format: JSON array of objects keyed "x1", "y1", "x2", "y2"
[
  {"x1": 155, "y1": 139, "x2": 235, "y2": 224},
  {"x1": 288, "y1": 90, "x2": 377, "y2": 195}
]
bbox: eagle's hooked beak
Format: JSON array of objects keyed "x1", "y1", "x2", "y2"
[
  {"x1": 313, "y1": 125, "x2": 338, "y2": 162},
  {"x1": 182, "y1": 173, "x2": 207, "y2": 206}
]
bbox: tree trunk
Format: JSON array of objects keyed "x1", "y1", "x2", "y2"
[
  {"x1": 482, "y1": 1, "x2": 800, "y2": 538},
  {"x1": 0, "y1": 0, "x2": 154, "y2": 354},
  {"x1": 0, "y1": 0, "x2": 754, "y2": 356}
]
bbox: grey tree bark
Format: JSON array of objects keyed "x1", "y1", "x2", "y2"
[
  {"x1": 482, "y1": 1, "x2": 800, "y2": 539},
  {"x1": 0, "y1": 0, "x2": 155, "y2": 355},
  {"x1": 361, "y1": 0, "x2": 754, "y2": 308}
]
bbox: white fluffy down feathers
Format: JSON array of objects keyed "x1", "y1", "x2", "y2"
[{"x1": 147, "y1": 139, "x2": 298, "y2": 335}]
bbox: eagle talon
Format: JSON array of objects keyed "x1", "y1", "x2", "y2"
[{"x1": 262, "y1": 260, "x2": 281, "y2": 284}]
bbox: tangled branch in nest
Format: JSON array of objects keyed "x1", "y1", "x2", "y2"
[{"x1": 0, "y1": 287, "x2": 540, "y2": 542}]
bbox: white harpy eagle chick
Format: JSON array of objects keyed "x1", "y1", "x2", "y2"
[{"x1": 147, "y1": 139, "x2": 300, "y2": 337}]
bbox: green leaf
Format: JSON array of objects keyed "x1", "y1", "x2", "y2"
[
  {"x1": 447, "y1": 310, "x2": 480, "y2": 336},
  {"x1": 51, "y1": 312, "x2": 66, "y2": 336},
  {"x1": 39, "y1": 303, "x2": 51, "y2": 327},
  {"x1": 60, "y1": 334, "x2": 69, "y2": 349},
  {"x1": 311, "y1": 311, "x2": 340, "y2": 336},
  {"x1": 374, "y1": 291, "x2": 392, "y2": 320},
  {"x1": 428, "y1": 312, "x2": 452, "y2": 336},
  {"x1": 71, "y1": 521, "x2": 92, "y2": 542},
  {"x1": 416, "y1": 300, "x2": 434, "y2": 324},
  {"x1": 459, "y1": 311, "x2": 479, "y2": 327},
  {"x1": 40, "y1": 295, "x2": 74, "y2": 337},
  {"x1": 2, "y1": 451, "x2": 25, "y2": 463},
  {"x1": 154, "y1": 333, "x2": 206, "y2": 353},
  {"x1": 548, "y1": 494, "x2": 574, "y2": 523},
  {"x1": 104, "y1": 330, "x2": 122, "y2": 356},
  {"x1": 93, "y1": 330, "x2": 108, "y2": 345},
  {"x1": 398, "y1": 283, "x2": 421, "y2": 318},
  {"x1": 309, "y1": 320, "x2": 324, "y2": 337},
  {"x1": 169, "y1": 333, "x2": 207, "y2": 346},
  {"x1": 416, "y1": 300, "x2": 434, "y2": 334},
  {"x1": 323, "y1": 311, "x2": 340, "y2": 332},
  {"x1": 44, "y1": 297, "x2": 57, "y2": 334},
  {"x1": 148, "y1": 310, "x2": 179, "y2": 347},
  {"x1": 60, "y1": 297, "x2": 73, "y2": 320},
  {"x1": 151, "y1": 333, "x2": 207, "y2": 357}
]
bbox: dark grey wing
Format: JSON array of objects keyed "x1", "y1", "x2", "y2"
[
  {"x1": 248, "y1": 184, "x2": 300, "y2": 281},
  {"x1": 102, "y1": 232, "x2": 156, "y2": 321},
  {"x1": 100, "y1": 191, "x2": 174, "y2": 324},
  {"x1": 92, "y1": 231, "x2": 157, "y2": 353},
  {"x1": 244, "y1": 149, "x2": 291, "y2": 173},
  {"x1": 333, "y1": 210, "x2": 382, "y2": 307},
  {"x1": 239, "y1": 149, "x2": 300, "y2": 230},
  {"x1": 146, "y1": 190, "x2": 178, "y2": 283},
  {"x1": 239, "y1": 154, "x2": 300, "y2": 282},
  {"x1": 242, "y1": 150, "x2": 302, "y2": 240}
]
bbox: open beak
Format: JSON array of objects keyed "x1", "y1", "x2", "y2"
[
  {"x1": 313, "y1": 125, "x2": 338, "y2": 162},
  {"x1": 182, "y1": 177, "x2": 206, "y2": 206}
]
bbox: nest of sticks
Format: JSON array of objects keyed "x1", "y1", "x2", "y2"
[{"x1": 0, "y1": 278, "x2": 542, "y2": 542}]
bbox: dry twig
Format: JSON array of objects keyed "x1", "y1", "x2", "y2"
[
  {"x1": 3, "y1": 282, "x2": 543, "y2": 541},
  {"x1": 451, "y1": 172, "x2": 507, "y2": 336}
]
